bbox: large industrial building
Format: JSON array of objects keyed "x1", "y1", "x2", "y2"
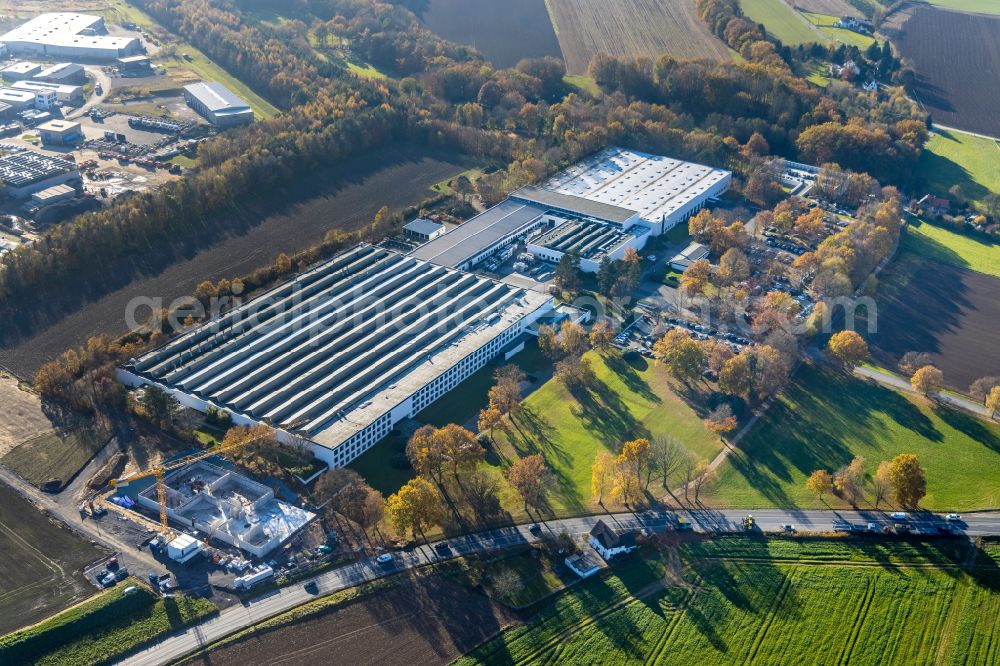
[
  {"x1": 0, "y1": 13, "x2": 140, "y2": 59},
  {"x1": 12, "y1": 79, "x2": 84, "y2": 105},
  {"x1": 183, "y1": 81, "x2": 254, "y2": 127},
  {"x1": 119, "y1": 245, "x2": 554, "y2": 468},
  {"x1": 0, "y1": 151, "x2": 80, "y2": 198},
  {"x1": 412, "y1": 147, "x2": 730, "y2": 272}
]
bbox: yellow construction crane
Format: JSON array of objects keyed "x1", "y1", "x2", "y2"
[{"x1": 109, "y1": 428, "x2": 265, "y2": 540}]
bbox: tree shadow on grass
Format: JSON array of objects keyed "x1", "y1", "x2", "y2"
[
  {"x1": 604, "y1": 351, "x2": 660, "y2": 404},
  {"x1": 725, "y1": 365, "x2": 942, "y2": 507},
  {"x1": 916, "y1": 131, "x2": 990, "y2": 204},
  {"x1": 933, "y1": 404, "x2": 1000, "y2": 453},
  {"x1": 569, "y1": 376, "x2": 650, "y2": 447}
]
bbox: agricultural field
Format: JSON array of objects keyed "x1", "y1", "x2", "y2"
[
  {"x1": 916, "y1": 130, "x2": 1000, "y2": 208},
  {"x1": 547, "y1": 0, "x2": 732, "y2": 74},
  {"x1": 0, "y1": 581, "x2": 216, "y2": 666},
  {"x1": 883, "y1": 5, "x2": 1000, "y2": 136},
  {"x1": 741, "y1": 0, "x2": 824, "y2": 45},
  {"x1": 868, "y1": 249, "x2": 1000, "y2": 391},
  {"x1": 0, "y1": 146, "x2": 473, "y2": 379},
  {"x1": 416, "y1": 0, "x2": 562, "y2": 69},
  {"x1": 1, "y1": 426, "x2": 109, "y2": 491},
  {"x1": 705, "y1": 364, "x2": 1000, "y2": 510},
  {"x1": 924, "y1": 0, "x2": 1000, "y2": 13},
  {"x1": 789, "y1": 0, "x2": 859, "y2": 14},
  {"x1": 902, "y1": 218, "x2": 1000, "y2": 278},
  {"x1": 459, "y1": 538, "x2": 1000, "y2": 665},
  {"x1": 801, "y1": 11, "x2": 876, "y2": 46},
  {"x1": 0, "y1": 483, "x2": 108, "y2": 636},
  {"x1": 180, "y1": 576, "x2": 515, "y2": 666}
]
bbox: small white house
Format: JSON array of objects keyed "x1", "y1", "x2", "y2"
[
  {"x1": 589, "y1": 520, "x2": 638, "y2": 561},
  {"x1": 669, "y1": 241, "x2": 710, "y2": 272},
  {"x1": 403, "y1": 217, "x2": 445, "y2": 242},
  {"x1": 565, "y1": 552, "x2": 602, "y2": 578}
]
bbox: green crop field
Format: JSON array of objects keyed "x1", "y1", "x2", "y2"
[
  {"x1": 802, "y1": 12, "x2": 877, "y2": 47},
  {"x1": 916, "y1": 130, "x2": 1000, "y2": 207},
  {"x1": 741, "y1": 0, "x2": 823, "y2": 45},
  {"x1": 705, "y1": 363, "x2": 1000, "y2": 511},
  {"x1": 0, "y1": 582, "x2": 217, "y2": 666},
  {"x1": 902, "y1": 218, "x2": 1000, "y2": 278},
  {"x1": 459, "y1": 537, "x2": 1000, "y2": 665}
]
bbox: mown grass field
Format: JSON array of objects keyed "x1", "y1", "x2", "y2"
[
  {"x1": 741, "y1": 0, "x2": 823, "y2": 45},
  {"x1": 354, "y1": 349, "x2": 723, "y2": 518},
  {"x1": 902, "y1": 218, "x2": 1000, "y2": 278},
  {"x1": 0, "y1": 582, "x2": 216, "y2": 666},
  {"x1": 916, "y1": 130, "x2": 1000, "y2": 207},
  {"x1": 458, "y1": 537, "x2": 1000, "y2": 665},
  {"x1": 497, "y1": 351, "x2": 724, "y2": 515},
  {"x1": 705, "y1": 364, "x2": 1000, "y2": 511},
  {"x1": 801, "y1": 11, "x2": 877, "y2": 47}
]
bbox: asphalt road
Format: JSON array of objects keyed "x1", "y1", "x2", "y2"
[{"x1": 119, "y1": 508, "x2": 1000, "y2": 666}]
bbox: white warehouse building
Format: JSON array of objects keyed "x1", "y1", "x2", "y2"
[
  {"x1": 119, "y1": 245, "x2": 554, "y2": 468},
  {"x1": 0, "y1": 13, "x2": 140, "y2": 60},
  {"x1": 411, "y1": 147, "x2": 730, "y2": 271}
]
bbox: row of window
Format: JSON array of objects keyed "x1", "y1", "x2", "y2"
[{"x1": 324, "y1": 321, "x2": 522, "y2": 468}]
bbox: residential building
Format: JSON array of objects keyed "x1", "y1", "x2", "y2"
[{"x1": 589, "y1": 520, "x2": 638, "y2": 561}]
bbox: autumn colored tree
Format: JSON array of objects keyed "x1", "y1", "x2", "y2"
[
  {"x1": 559, "y1": 320, "x2": 588, "y2": 356},
  {"x1": 591, "y1": 451, "x2": 616, "y2": 505},
  {"x1": 537, "y1": 324, "x2": 561, "y2": 360},
  {"x1": 406, "y1": 425, "x2": 448, "y2": 486},
  {"x1": 477, "y1": 406, "x2": 504, "y2": 442},
  {"x1": 618, "y1": 438, "x2": 651, "y2": 489},
  {"x1": 680, "y1": 259, "x2": 712, "y2": 296},
  {"x1": 987, "y1": 386, "x2": 1000, "y2": 419},
  {"x1": 653, "y1": 329, "x2": 707, "y2": 384},
  {"x1": 826, "y1": 330, "x2": 869, "y2": 370},
  {"x1": 887, "y1": 454, "x2": 926, "y2": 508},
  {"x1": 705, "y1": 404, "x2": 738, "y2": 436},
  {"x1": 833, "y1": 456, "x2": 866, "y2": 505},
  {"x1": 873, "y1": 460, "x2": 892, "y2": 509},
  {"x1": 806, "y1": 470, "x2": 833, "y2": 501},
  {"x1": 438, "y1": 423, "x2": 486, "y2": 480},
  {"x1": 507, "y1": 454, "x2": 554, "y2": 512},
  {"x1": 589, "y1": 319, "x2": 617, "y2": 355},
  {"x1": 385, "y1": 477, "x2": 443, "y2": 543},
  {"x1": 911, "y1": 365, "x2": 944, "y2": 397},
  {"x1": 718, "y1": 353, "x2": 753, "y2": 398}
]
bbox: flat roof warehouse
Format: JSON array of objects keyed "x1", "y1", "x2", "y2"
[{"x1": 119, "y1": 245, "x2": 553, "y2": 467}]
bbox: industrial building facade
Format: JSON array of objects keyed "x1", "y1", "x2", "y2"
[
  {"x1": 183, "y1": 81, "x2": 254, "y2": 127},
  {"x1": 0, "y1": 13, "x2": 140, "y2": 59},
  {"x1": 0, "y1": 151, "x2": 80, "y2": 198},
  {"x1": 119, "y1": 245, "x2": 553, "y2": 468}
]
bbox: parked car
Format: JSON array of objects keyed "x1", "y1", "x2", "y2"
[
  {"x1": 782, "y1": 524, "x2": 795, "y2": 532},
  {"x1": 376, "y1": 553, "x2": 394, "y2": 564},
  {"x1": 889, "y1": 512, "x2": 908, "y2": 520},
  {"x1": 867, "y1": 522, "x2": 879, "y2": 532},
  {"x1": 946, "y1": 513, "x2": 961, "y2": 522},
  {"x1": 529, "y1": 523, "x2": 542, "y2": 534}
]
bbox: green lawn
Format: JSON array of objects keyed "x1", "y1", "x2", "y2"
[
  {"x1": 563, "y1": 74, "x2": 600, "y2": 96},
  {"x1": 741, "y1": 0, "x2": 823, "y2": 45},
  {"x1": 916, "y1": 130, "x2": 1000, "y2": 207},
  {"x1": 459, "y1": 538, "x2": 1000, "y2": 665},
  {"x1": 706, "y1": 363, "x2": 1000, "y2": 511},
  {"x1": 801, "y1": 12, "x2": 877, "y2": 47},
  {"x1": 353, "y1": 348, "x2": 723, "y2": 518},
  {"x1": 902, "y1": 217, "x2": 1000, "y2": 278},
  {"x1": 498, "y1": 351, "x2": 724, "y2": 515}
]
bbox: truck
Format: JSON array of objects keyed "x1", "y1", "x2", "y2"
[{"x1": 234, "y1": 565, "x2": 274, "y2": 590}]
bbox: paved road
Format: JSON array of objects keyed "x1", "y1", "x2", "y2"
[
  {"x1": 67, "y1": 66, "x2": 112, "y2": 119},
  {"x1": 119, "y1": 508, "x2": 1000, "y2": 666},
  {"x1": 855, "y1": 365, "x2": 992, "y2": 418}
]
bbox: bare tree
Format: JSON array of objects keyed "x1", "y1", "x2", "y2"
[{"x1": 650, "y1": 436, "x2": 684, "y2": 491}]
